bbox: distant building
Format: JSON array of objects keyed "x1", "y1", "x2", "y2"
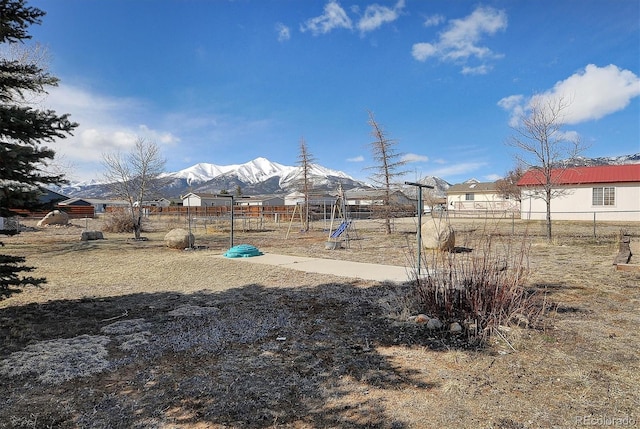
[
  {"x1": 518, "y1": 164, "x2": 640, "y2": 221},
  {"x1": 447, "y1": 179, "x2": 519, "y2": 212},
  {"x1": 181, "y1": 192, "x2": 233, "y2": 207},
  {"x1": 235, "y1": 195, "x2": 284, "y2": 206},
  {"x1": 344, "y1": 189, "x2": 413, "y2": 206},
  {"x1": 284, "y1": 191, "x2": 337, "y2": 206}
]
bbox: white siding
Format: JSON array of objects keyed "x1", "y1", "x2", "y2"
[
  {"x1": 520, "y1": 183, "x2": 640, "y2": 221},
  {"x1": 447, "y1": 192, "x2": 519, "y2": 211},
  {"x1": 183, "y1": 195, "x2": 202, "y2": 207}
]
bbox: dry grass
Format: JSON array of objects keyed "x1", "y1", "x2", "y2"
[{"x1": 0, "y1": 215, "x2": 638, "y2": 428}]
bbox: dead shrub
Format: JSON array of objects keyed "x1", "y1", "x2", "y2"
[
  {"x1": 102, "y1": 209, "x2": 136, "y2": 233},
  {"x1": 413, "y1": 232, "x2": 543, "y2": 342}
]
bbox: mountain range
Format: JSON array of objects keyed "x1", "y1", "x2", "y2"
[
  {"x1": 54, "y1": 153, "x2": 639, "y2": 200},
  {"x1": 57, "y1": 157, "x2": 382, "y2": 199}
]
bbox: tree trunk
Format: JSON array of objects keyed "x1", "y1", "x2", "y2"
[
  {"x1": 545, "y1": 189, "x2": 552, "y2": 242},
  {"x1": 133, "y1": 207, "x2": 142, "y2": 240},
  {"x1": 134, "y1": 217, "x2": 142, "y2": 240}
]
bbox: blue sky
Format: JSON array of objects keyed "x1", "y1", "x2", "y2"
[{"x1": 26, "y1": 0, "x2": 640, "y2": 184}]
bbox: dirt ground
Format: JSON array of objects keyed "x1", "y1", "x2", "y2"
[{"x1": 0, "y1": 215, "x2": 638, "y2": 429}]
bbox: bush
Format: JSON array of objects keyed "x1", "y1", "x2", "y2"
[
  {"x1": 102, "y1": 209, "x2": 136, "y2": 233},
  {"x1": 413, "y1": 233, "x2": 542, "y2": 341}
]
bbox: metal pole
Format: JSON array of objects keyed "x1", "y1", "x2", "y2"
[
  {"x1": 187, "y1": 204, "x2": 193, "y2": 248},
  {"x1": 417, "y1": 186, "x2": 423, "y2": 275},
  {"x1": 230, "y1": 196, "x2": 234, "y2": 248},
  {"x1": 404, "y1": 182, "x2": 434, "y2": 278}
]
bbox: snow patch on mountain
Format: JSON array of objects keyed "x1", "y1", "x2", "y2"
[{"x1": 166, "y1": 157, "x2": 355, "y2": 186}]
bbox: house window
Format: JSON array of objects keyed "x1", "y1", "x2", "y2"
[
  {"x1": 465, "y1": 193, "x2": 474, "y2": 201},
  {"x1": 592, "y1": 187, "x2": 615, "y2": 206}
]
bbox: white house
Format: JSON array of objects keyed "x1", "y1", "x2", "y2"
[
  {"x1": 345, "y1": 189, "x2": 413, "y2": 206},
  {"x1": 284, "y1": 191, "x2": 337, "y2": 206},
  {"x1": 447, "y1": 179, "x2": 519, "y2": 212},
  {"x1": 517, "y1": 164, "x2": 640, "y2": 222},
  {"x1": 235, "y1": 195, "x2": 284, "y2": 206},
  {"x1": 181, "y1": 192, "x2": 233, "y2": 207}
]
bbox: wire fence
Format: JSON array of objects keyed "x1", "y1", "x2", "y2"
[{"x1": 435, "y1": 210, "x2": 639, "y2": 242}]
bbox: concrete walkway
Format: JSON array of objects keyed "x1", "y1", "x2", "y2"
[{"x1": 217, "y1": 253, "x2": 413, "y2": 283}]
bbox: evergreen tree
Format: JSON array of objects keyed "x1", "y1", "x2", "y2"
[{"x1": 1, "y1": 0, "x2": 78, "y2": 298}]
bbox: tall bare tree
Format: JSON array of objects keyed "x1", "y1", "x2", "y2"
[
  {"x1": 366, "y1": 111, "x2": 407, "y2": 234},
  {"x1": 297, "y1": 137, "x2": 315, "y2": 231},
  {"x1": 102, "y1": 138, "x2": 166, "y2": 240},
  {"x1": 507, "y1": 96, "x2": 587, "y2": 241}
]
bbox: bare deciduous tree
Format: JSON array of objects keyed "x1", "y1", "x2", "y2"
[
  {"x1": 507, "y1": 96, "x2": 587, "y2": 241},
  {"x1": 297, "y1": 137, "x2": 315, "y2": 232},
  {"x1": 102, "y1": 138, "x2": 166, "y2": 240},
  {"x1": 366, "y1": 111, "x2": 407, "y2": 234},
  {"x1": 495, "y1": 165, "x2": 524, "y2": 203}
]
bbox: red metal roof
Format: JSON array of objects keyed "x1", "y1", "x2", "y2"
[{"x1": 517, "y1": 164, "x2": 640, "y2": 186}]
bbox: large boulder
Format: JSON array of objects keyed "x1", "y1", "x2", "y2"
[
  {"x1": 164, "y1": 228, "x2": 194, "y2": 249},
  {"x1": 421, "y1": 217, "x2": 455, "y2": 251},
  {"x1": 37, "y1": 210, "x2": 69, "y2": 227}
]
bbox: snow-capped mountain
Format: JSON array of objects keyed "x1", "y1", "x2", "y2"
[
  {"x1": 57, "y1": 157, "x2": 368, "y2": 198},
  {"x1": 558, "y1": 153, "x2": 640, "y2": 167},
  {"x1": 400, "y1": 176, "x2": 451, "y2": 199},
  {"x1": 53, "y1": 153, "x2": 638, "y2": 199},
  {"x1": 167, "y1": 157, "x2": 353, "y2": 188}
]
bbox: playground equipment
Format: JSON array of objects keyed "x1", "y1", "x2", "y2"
[
  {"x1": 223, "y1": 244, "x2": 263, "y2": 258},
  {"x1": 327, "y1": 185, "x2": 358, "y2": 249}
]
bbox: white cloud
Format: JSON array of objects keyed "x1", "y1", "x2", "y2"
[
  {"x1": 401, "y1": 153, "x2": 429, "y2": 163},
  {"x1": 557, "y1": 130, "x2": 580, "y2": 143},
  {"x1": 347, "y1": 155, "x2": 365, "y2": 162},
  {"x1": 300, "y1": 1, "x2": 352, "y2": 35},
  {"x1": 426, "y1": 161, "x2": 487, "y2": 178},
  {"x1": 484, "y1": 173, "x2": 502, "y2": 181},
  {"x1": 411, "y1": 6, "x2": 507, "y2": 71},
  {"x1": 499, "y1": 64, "x2": 640, "y2": 125},
  {"x1": 534, "y1": 64, "x2": 640, "y2": 124},
  {"x1": 357, "y1": 0, "x2": 405, "y2": 33},
  {"x1": 461, "y1": 64, "x2": 492, "y2": 75},
  {"x1": 497, "y1": 94, "x2": 525, "y2": 126},
  {"x1": 42, "y1": 83, "x2": 180, "y2": 181},
  {"x1": 423, "y1": 14, "x2": 445, "y2": 27},
  {"x1": 275, "y1": 22, "x2": 291, "y2": 42},
  {"x1": 411, "y1": 42, "x2": 437, "y2": 61}
]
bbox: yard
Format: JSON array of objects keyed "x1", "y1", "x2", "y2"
[{"x1": 0, "y1": 215, "x2": 638, "y2": 428}]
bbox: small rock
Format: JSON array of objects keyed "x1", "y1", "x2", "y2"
[
  {"x1": 80, "y1": 230, "x2": 104, "y2": 241},
  {"x1": 449, "y1": 322, "x2": 463, "y2": 332},
  {"x1": 414, "y1": 314, "x2": 429, "y2": 324},
  {"x1": 426, "y1": 318, "x2": 443, "y2": 330}
]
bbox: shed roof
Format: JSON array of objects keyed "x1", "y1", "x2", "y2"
[{"x1": 518, "y1": 164, "x2": 640, "y2": 186}]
